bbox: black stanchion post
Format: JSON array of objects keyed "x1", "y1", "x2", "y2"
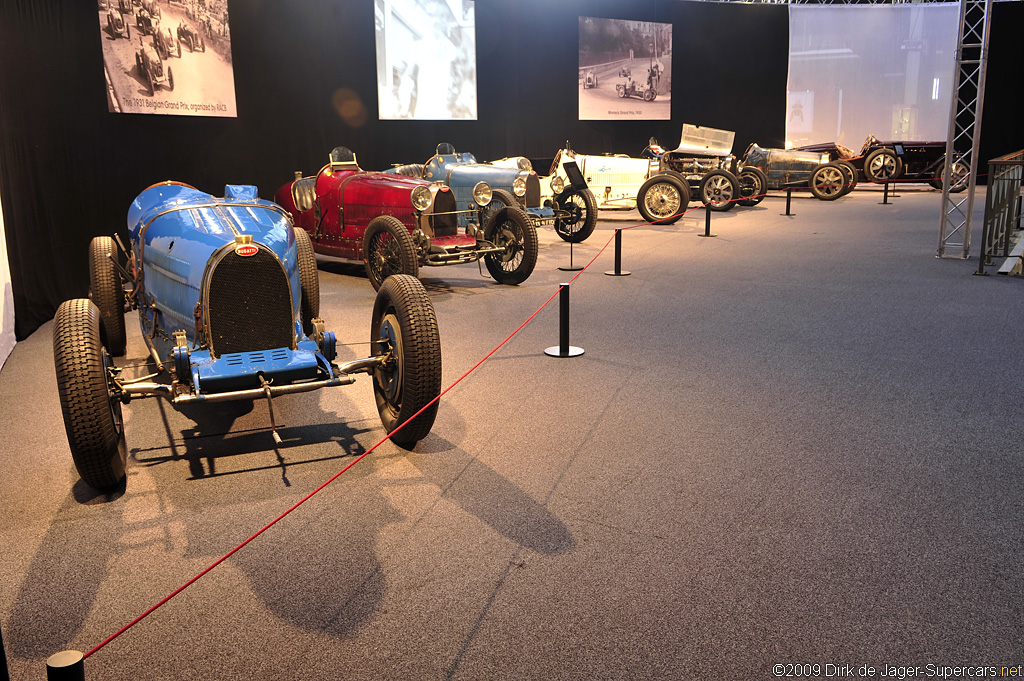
[
  {"x1": 698, "y1": 203, "x2": 716, "y2": 238},
  {"x1": 544, "y1": 283, "x2": 584, "y2": 358},
  {"x1": 558, "y1": 236, "x2": 583, "y2": 272},
  {"x1": 605, "y1": 229, "x2": 631, "y2": 276},
  {"x1": 46, "y1": 651, "x2": 85, "y2": 681},
  {"x1": 783, "y1": 187, "x2": 794, "y2": 216}
]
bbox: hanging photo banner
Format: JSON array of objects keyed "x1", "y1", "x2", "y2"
[
  {"x1": 579, "y1": 16, "x2": 672, "y2": 121},
  {"x1": 375, "y1": 0, "x2": 478, "y2": 120},
  {"x1": 97, "y1": 0, "x2": 237, "y2": 117}
]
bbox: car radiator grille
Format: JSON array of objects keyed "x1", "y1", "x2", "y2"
[
  {"x1": 429, "y1": 189, "x2": 459, "y2": 237},
  {"x1": 207, "y1": 248, "x2": 294, "y2": 357},
  {"x1": 525, "y1": 175, "x2": 540, "y2": 208}
]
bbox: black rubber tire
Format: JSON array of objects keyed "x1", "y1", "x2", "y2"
[
  {"x1": 483, "y1": 204, "x2": 537, "y2": 285},
  {"x1": 167, "y1": 66, "x2": 174, "y2": 91},
  {"x1": 809, "y1": 162, "x2": 847, "y2": 201},
  {"x1": 89, "y1": 236, "x2": 126, "y2": 357},
  {"x1": 637, "y1": 174, "x2": 689, "y2": 225},
  {"x1": 643, "y1": 88, "x2": 656, "y2": 102},
  {"x1": 836, "y1": 160, "x2": 858, "y2": 195},
  {"x1": 370, "y1": 274, "x2": 441, "y2": 448},
  {"x1": 293, "y1": 227, "x2": 320, "y2": 336},
  {"x1": 864, "y1": 148, "x2": 901, "y2": 182},
  {"x1": 737, "y1": 167, "x2": 767, "y2": 207},
  {"x1": 52, "y1": 299, "x2": 127, "y2": 491},
  {"x1": 363, "y1": 215, "x2": 419, "y2": 291},
  {"x1": 554, "y1": 188, "x2": 597, "y2": 243},
  {"x1": 482, "y1": 188, "x2": 519, "y2": 228},
  {"x1": 699, "y1": 170, "x2": 739, "y2": 212},
  {"x1": 929, "y1": 159, "x2": 970, "y2": 193}
]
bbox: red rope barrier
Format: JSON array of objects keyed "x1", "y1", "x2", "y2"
[
  {"x1": 84, "y1": 276, "x2": 567, "y2": 659},
  {"x1": 83, "y1": 166, "x2": 983, "y2": 658}
]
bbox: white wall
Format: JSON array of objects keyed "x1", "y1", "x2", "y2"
[{"x1": 0, "y1": 185, "x2": 15, "y2": 371}]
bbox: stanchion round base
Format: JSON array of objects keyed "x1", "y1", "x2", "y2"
[
  {"x1": 557, "y1": 265, "x2": 584, "y2": 272},
  {"x1": 46, "y1": 650, "x2": 85, "y2": 681},
  {"x1": 544, "y1": 346, "x2": 585, "y2": 357},
  {"x1": 697, "y1": 233, "x2": 716, "y2": 238},
  {"x1": 604, "y1": 270, "x2": 631, "y2": 276}
]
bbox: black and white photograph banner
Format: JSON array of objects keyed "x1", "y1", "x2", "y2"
[
  {"x1": 578, "y1": 16, "x2": 672, "y2": 122},
  {"x1": 375, "y1": 0, "x2": 477, "y2": 121},
  {"x1": 97, "y1": 0, "x2": 237, "y2": 117}
]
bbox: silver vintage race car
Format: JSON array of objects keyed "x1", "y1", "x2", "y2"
[{"x1": 540, "y1": 125, "x2": 764, "y2": 224}]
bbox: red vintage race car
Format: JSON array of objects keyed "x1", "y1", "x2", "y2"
[
  {"x1": 797, "y1": 135, "x2": 969, "y2": 192},
  {"x1": 275, "y1": 147, "x2": 538, "y2": 290}
]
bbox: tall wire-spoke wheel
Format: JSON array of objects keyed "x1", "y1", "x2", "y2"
[
  {"x1": 864, "y1": 148, "x2": 901, "y2": 183},
  {"x1": 809, "y1": 162, "x2": 847, "y2": 201},
  {"x1": 88, "y1": 235, "x2": 127, "y2": 356},
  {"x1": 52, "y1": 299, "x2": 127, "y2": 491},
  {"x1": 737, "y1": 167, "x2": 767, "y2": 206},
  {"x1": 293, "y1": 227, "x2": 320, "y2": 335},
  {"x1": 699, "y1": 170, "x2": 739, "y2": 212},
  {"x1": 363, "y1": 215, "x2": 419, "y2": 291},
  {"x1": 637, "y1": 174, "x2": 689, "y2": 225},
  {"x1": 481, "y1": 188, "x2": 519, "y2": 228},
  {"x1": 370, "y1": 275, "x2": 441, "y2": 448},
  {"x1": 483, "y1": 204, "x2": 538, "y2": 285},
  {"x1": 554, "y1": 188, "x2": 597, "y2": 243}
]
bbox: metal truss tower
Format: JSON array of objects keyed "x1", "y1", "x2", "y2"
[{"x1": 937, "y1": 0, "x2": 991, "y2": 259}]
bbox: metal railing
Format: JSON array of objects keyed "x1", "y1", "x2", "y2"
[{"x1": 977, "y1": 150, "x2": 1024, "y2": 275}]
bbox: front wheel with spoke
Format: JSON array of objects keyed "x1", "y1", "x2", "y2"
[
  {"x1": 636, "y1": 174, "x2": 689, "y2": 225},
  {"x1": 53, "y1": 298, "x2": 127, "y2": 491},
  {"x1": 483, "y1": 204, "x2": 537, "y2": 285},
  {"x1": 809, "y1": 163, "x2": 846, "y2": 201},
  {"x1": 363, "y1": 215, "x2": 419, "y2": 291},
  {"x1": 371, "y1": 275, "x2": 441, "y2": 448},
  {"x1": 699, "y1": 170, "x2": 739, "y2": 212},
  {"x1": 554, "y1": 188, "x2": 597, "y2": 243}
]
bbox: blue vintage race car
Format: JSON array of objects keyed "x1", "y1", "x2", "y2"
[
  {"x1": 52, "y1": 182, "x2": 441, "y2": 491},
  {"x1": 388, "y1": 143, "x2": 598, "y2": 243}
]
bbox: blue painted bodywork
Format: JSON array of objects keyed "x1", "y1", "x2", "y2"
[
  {"x1": 418, "y1": 148, "x2": 554, "y2": 228},
  {"x1": 127, "y1": 182, "x2": 332, "y2": 395}
]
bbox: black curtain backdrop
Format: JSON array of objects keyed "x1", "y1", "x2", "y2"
[{"x1": 0, "y1": 0, "x2": 1018, "y2": 341}]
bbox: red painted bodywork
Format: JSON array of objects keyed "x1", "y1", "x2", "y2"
[{"x1": 275, "y1": 166, "x2": 475, "y2": 261}]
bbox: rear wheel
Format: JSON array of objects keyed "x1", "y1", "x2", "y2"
[
  {"x1": 363, "y1": 215, "x2": 419, "y2": 291},
  {"x1": 809, "y1": 163, "x2": 846, "y2": 201},
  {"x1": 737, "y1": 167, "x2": 767, "y2": 206},
  {"x1": 483, "y1": 204, "x2": 537, "y2": 285},
  {"x1": 293, "y1": 228, "x2": 320, "y2": 335},
  {"x1": 699, "y1": 170, "x2": 739, "y2": 212},
  {"x1": 52, "y1": 299, "x2": 127, "y2": 491},
  {"x1": 930, "y1": 158, "x2": 970, "y2": 192},
  {"x1": 637, "y1": 174, "x2": 689, "y2": 225},
  {"x1": 554, "y1": 188, "x2": 597, "y2": 243},
  {"x1": 836, "y1": 160, "x2": 857, "y2": 195},
  {"x1": 88, "y1": 236, "x2": 126, "y2": 356},
  {"x1": 371, "y1": 275, "x2": 441, "y2": 448},
  {"x1": 864, "y1": 148, "x2": 901, "y2": 182}
]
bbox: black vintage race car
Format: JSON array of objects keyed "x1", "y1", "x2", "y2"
[
  {"x1": 797, "y1": 135, "x2": 969, "y2": 192},
  {"x1": 177, "y1": 20, "x2": 205, "y2": 52}
]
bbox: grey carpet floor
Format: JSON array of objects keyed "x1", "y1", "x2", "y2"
[{"x1": 2, "y1": 185, "x2": 1022, "y2": 680}]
